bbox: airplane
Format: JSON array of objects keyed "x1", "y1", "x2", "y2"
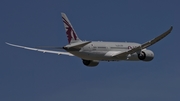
[{"x1": 6, "y1": 13, "x2": 173, "y2": 67}]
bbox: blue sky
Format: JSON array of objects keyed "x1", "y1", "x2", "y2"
[{"x1": 1, "y1": 0, "x2": 180, "y2": 101}]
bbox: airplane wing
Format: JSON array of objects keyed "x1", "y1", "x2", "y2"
[
  {"x1": 6, "y1": 42, "x2": 74, "y2": 56},
  {"x1": 113, "y1": 26, "x2": 173, "y2": 58}
]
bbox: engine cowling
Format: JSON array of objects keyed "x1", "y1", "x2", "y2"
[
  {"x1": 138, "y1": 50, "x2": 154, "y2": 61},
  {"x1": 82, "y1": 59, "x2": 99, "y2": 67}
]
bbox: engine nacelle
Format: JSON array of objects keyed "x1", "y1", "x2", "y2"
[
  {"x1": 82, "y1": 59, "x2": 99, "y2": 67},
  {"x1": 138, "y1": 50, "x2": 154, "y2": 61}
]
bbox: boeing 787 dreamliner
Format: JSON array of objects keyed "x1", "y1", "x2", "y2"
[{"x1": 6, "y1": 13, "x2": 173, "y2": 67}]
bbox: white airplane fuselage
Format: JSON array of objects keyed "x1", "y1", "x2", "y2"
[{"x1": 65, "y1": 41, "x2": 153, "y2": 61}]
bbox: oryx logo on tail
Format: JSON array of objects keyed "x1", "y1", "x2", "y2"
[
  {"x1": 62, "y1": 17, "x2": 77, "y2": 43},
  {"x1": 61, "y1": 13, "x2": 81, "y2": 44}
]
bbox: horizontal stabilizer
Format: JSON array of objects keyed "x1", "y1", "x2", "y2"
[{"x1": 64, "y1": 41, "x2": 91, "y2": 49}]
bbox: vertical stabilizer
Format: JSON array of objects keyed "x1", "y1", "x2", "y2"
[{"x1": 61, "y1": 13, "x2": 82, "y2": 44}]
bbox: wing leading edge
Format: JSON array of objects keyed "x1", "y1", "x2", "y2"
[
  {"x1": 113, "y1": 26, "x2": 173, "y2": 58},
  {"x1": 6, "y1": 42, "x2": 74, "y2": 56}
]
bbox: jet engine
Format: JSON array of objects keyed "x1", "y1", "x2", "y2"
[
  {"x1": 82, "y1": 59, "x2": 99, "y2": 67},
  {"x1": 138, "y1": 50, "x2": 154, "y2": 61}
]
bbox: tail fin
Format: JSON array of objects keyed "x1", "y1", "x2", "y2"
[{"x1": 61, "y1": 13, "x2": 82, "y2": 44}]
